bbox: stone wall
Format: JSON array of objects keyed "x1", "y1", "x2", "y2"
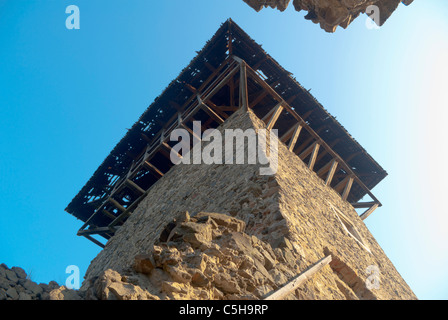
[
  {"x1": 243, "y1": 0, "x2": 414, "y2": 32},
  {"x1": 79, "y1": 108, "x2": 417, "y2": 300}
]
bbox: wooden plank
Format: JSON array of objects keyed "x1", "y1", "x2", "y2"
[
  {"x1": 341, "y1": 176, "x2": 354, "y2": 201},
  {"x1": 308, "y1": 143, "x2": 320, "y2": 171},
  {"x1": 264, "y1": 255, "x2": 332, "y2": 300},
  {"x1": 325, "y1": 160, "x2": 338, "y2": 186},
  {"x1": 288, "y1": 124, "x2": 302, "y2": 152},
  {"x1": 266, "y1": 103, "x2": 284, "y2": 130},
  {"x1": 360, "y1": 203, "x2": 379, "y2": 220}
]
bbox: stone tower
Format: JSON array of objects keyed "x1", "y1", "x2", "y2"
[{"x1": 66, "y1": 20, "x2": 416, "y2": 300}]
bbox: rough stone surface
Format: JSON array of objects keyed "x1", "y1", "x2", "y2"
[
  {"x1": 243, "y1": 0, "x2": 413, "y2": 32},
  {"x1": 1, "y1": 108, "x2": 416, "y2": 300},
  {"x1": 76, "y1": 108, "x2": 417, "y2": 300},
  {"x1": 0, "y1": 263, "x2": 80, "y2": 300}
]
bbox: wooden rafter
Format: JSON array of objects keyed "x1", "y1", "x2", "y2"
[
  {"x1": 266, "y1": 103, "x2": 284, "y2": 130},
  {"x1": 341, "y1": 176, "x2": 354, "y2": 201},
  {"x1": 360, "y1": 203, "x2": 379, "y2": 220}
]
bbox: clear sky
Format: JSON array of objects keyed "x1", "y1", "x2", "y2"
[{"x1": 0, "y1": 0, "x2": 447, "y2": 299}]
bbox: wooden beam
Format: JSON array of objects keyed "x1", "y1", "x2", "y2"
[
  {"x1": 215, "y1": 105, "x2": 238, "y2": 112},
  {"x1": 280, "y1": 124, "x2": 295, "y2": 143},
  {"x1": 101, "y1": 209, "x2": 116, "y2": 220},
  {"x1": 288, "y1": 124, "x2": 303, "y2": 151},
  {"x1": 360, "y1": 203, "x2": 379, "y2": 220},
  {"x1": 341, "y1": 176, "x2": 354, "y2": 201},
  {"x1": 299, "y1": 141, "x2": 318, "y2": 160},
  {"x1": 229, "y1": 76, "x2": 235, "y2": 108},
  {"x1": 334, "y1": 175, "x2": 351, "y2": 194},
  {"x1": 351, "y1": 201, "x2": 377, "y2": 209},
  {"x1": 184, "y1": 82, "x2": 197, "y2": 94},
  {"x1": 205, "y1": 101, "x2": 230, "y2": 119},
  {"x1": 83, "y1": 235, "x2": 105, "y2": 248},
  {"x1": 108, "y1": 198, "x2": 126, "y2": 213},
  {"x1": 125, "y1": 179, "x2": 146, "y2": 195},
  {"x1": 180, "y1": 123, "x2": 201, "y2": 142},
  {"x1": 244, "y1": 62, "x2": 382, "y2": 207},
  {"x1": 202, "y1": 62, "x2": 239, "y2": 103},
  {"x1": 198, "y1": 98, "x2": 225, "y2": 124},
  {"x1": 161, "y1": 142, "x2": 182, "y2": 159},
  {"x1": 78, "y1": 226, "x2": 111, "y2": 236},
  {"x1": 317, "y1": 159, "x2": 333, "y2": 178},
  {"x1": 325, "y1": 160, "x2": 338, "y2": 186},
  {"x1": 249, "y1": 90, "x2": 268, "y2": 109},
  {"x1": 308, "y1": 143, "x2": 320, "y2": 171},
  {"x1": 140, "y1": 132, "x2": 152, "y2": 143},
  {"x1": 266, "y1": 103, "x2": 284, "y2": 130},
  {"x1": 261, "y1": 106, "x2": 277, "y2": 123},
  {"x1": 264, "y1": 255, "x2": 332, "y2": 300}
]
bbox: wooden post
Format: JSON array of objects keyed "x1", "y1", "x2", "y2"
[
  {"x1": 360, "y1": 203, "x2": 379, "y2": 220},
  {"x1": 264, "y1": 255, "x2": 332, "y2": 300},
  {"x1": 108, "y1": 198, "x2": 126, "y2": 213},
  {"x1": 341, "y1": 176, "x2": 354, "y2": 201},
  {"x1": 308, "y1": 143, "x2": 320, "y2": 171}
]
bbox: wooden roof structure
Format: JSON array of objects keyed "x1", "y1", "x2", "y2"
[{"x1": 65, "y1": 19, "x2": 387, "y2": 247}]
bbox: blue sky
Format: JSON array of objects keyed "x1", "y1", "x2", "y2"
[{"x1": 0, "y1": 0, "x2": 447, "y2": 299}]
